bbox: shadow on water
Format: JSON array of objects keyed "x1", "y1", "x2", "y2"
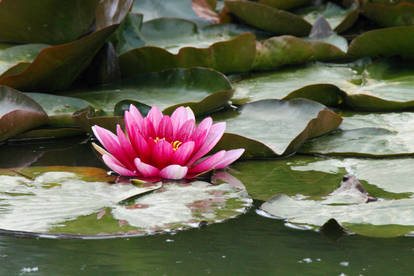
[{"x1": 0, "y1": 138, "x2": 414, "y2": 275}]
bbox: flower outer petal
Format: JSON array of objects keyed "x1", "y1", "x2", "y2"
[
  {"x1": 160, "y1": 164, "x2": 188, "y2": 180},
  {"x1": 186, "y1": 122, "x2": 226, "y2": 166},
  {"x1": 157, "y1": 115, "x2": 173, "y2": 141},
  {"x1": 172, "y1": 141, "x2": 195, "y2": 165},
  {"x1": 102, "y1": 154, "x2": 138, "y2": 176},
  {"x1": 176, "y1": 119, "x2": 195, "y2": 142},
  {"x1": 134, "y1": 158, "x2": 160, "y2": 177},
  {"x1": 116, "y1": 125, "x2": 137, "y2": 165},
  {"x1": 171, "y1": 106, "x2": 188, "y2": 133},
  {"x1": 189, "y1": 150, "x2": 226, "y2": 174},
  {"x1": 185, "y1": 106, "x2": 195, "y2": 121},
  {"x1": 152, "y1": 139, "x2": 174, "y2": 169},
  {"x1": 215, "y1": 149, "x2": 245, "y2": 169}
]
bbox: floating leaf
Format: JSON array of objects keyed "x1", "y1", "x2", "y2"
[
  {"x1": 348, "y1": 26, "x2": 414, "y2": 59},
  {"x1": 69, "y1": 67, "x2": 233, "y2": 116},
  {"x1": 0, "y1": 86, "x2": 48, "y2": 142},
  {"x1": 12, "y1": 127, "x2": 85, "y2": 141},
  {"x1": 25, "y1": 93, "x2": 90, "y2": 127},
  {"x1": 0, "y1": 44, "x2": 48, "y2": 76},
  {"x1": 258, "y1": 0, "x2": 312, "y2": 10},
  {"x1": 361, "y1": 2, "x2": 414, "y2": 27},
  {"x1": 296, "y1": 2, "x2": 359, "y2": 33},
  {"x1": 212, "y1": 99, "x2": 342, "y2": 158},
  {"x1": 232, "y1": 60, "x2": 414, "y2": 111},
  {"x1": 0, "y1": 167, "x2": 251, "y2": 237},
  {"x1": 0, "y1": 0, "x2": 133, "y2": 91},
  {"x1": 224, "y1": 0, "x2": 312, "y2": 36},
  {"x1": 0, "y1": 0, "x2": 99, "y2": 44},
  {"x1": 299, "y1": 111, "x2": 414, "y2": 157}
]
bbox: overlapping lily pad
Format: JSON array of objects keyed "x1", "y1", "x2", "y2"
[
  {"x1": 212, "y1": 98, "x2": 342, "y2": 158},
  {"x1": 232, "y1": 59, "x2": 414, "y2": 111},
  {"x1": 258, "y1": 0, "x2": 312, "y2": 11},
  {"x1": 361, "y1": 2, "x2": 414, "y2": 27},
  {"x1": 0, "y1": 86, "x2": 48, "y2": 142},
  {"x1": 296, "y1": 2, "x2": 359, "y2": 33},
  {"x1": 224, "y1": 0, "x2": 312, "y2": 36},
  {"x1": 69, "y1": 67, "x2": 233, "y2": 117},
  {"x1": 0, "y1": 0, "x2": 133, "y2": 91},
  {"x1": 299, "y1": 111, "x2": 414, "y2": 157},
  {"x1": 0, "y1": 167, "x2": 251, "y2": 237},
  {"x1": 0, "y1": 0, "x2": 99, "y2": 44}
]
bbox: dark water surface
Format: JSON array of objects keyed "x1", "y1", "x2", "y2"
[{"x1": 1, "y1": 137, "x2": 414, "y2": 275}]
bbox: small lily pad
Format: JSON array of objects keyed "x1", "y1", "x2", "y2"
[{"x1": 0, "y1": 167, "x2": 251, "y2": 237}]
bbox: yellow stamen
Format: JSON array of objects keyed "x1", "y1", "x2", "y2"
[{"x1": 171, "y1": 140, "x2": 182, "y2": 151}]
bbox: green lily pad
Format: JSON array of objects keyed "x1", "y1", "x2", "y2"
[
  {"x1": 118, "y1": 19, "x2": 256, "y2": 75},
  {"x1": 0, "y1": 44, "x2": 48, "y2": 76},
  {"x1": 299, "y1": 111, "x2": 414, "y2": 157},
  {"x1": 232, "y1": 60, "x2": 414, "y2": 111},
  {"x1": 0, "y1": 86, "x2": 48, "y2": 142},
  {"x1": 12, "y1": 127, "x2": 86, "y2": 141},
  {"x1": 296, "y1": 2, "x2": 359, "y2": 33},
  {"x1": 0, "y1": 0, "x2": 99, "y2": 44},
  {"x1": 361, "y1": 2, "x2": 414, "y2": 27},
  {"x1": 252, "y1": 35, "x2": 345, "y2": 71},
  {"x1": 25, "y1": 93, "x2": 90, "y2": 127},
  {"x1": 212, "y1": 98, "x2": 342, "y2": 158},
  {"x1": 0, "y1": 167, "x2": 251, "y2": 237},
  {"x1": 258, "y1": 0, "x2": 312, "y2": 10},
  {"x1": 230, "y1": 155, "x2": 410, "y2": 201},
  {"x1": 132, "y1": 0, "x2": 215, "y2": 24},
  {"x1": 69, "y1": 67, "x2": 233, "y2": 116},
  {"x1": 224, "y1": 0, "x2": 312, "y2": 36},
  {"x1": 0, "y1": 0, "x2": 133, "y2": 91},
  {"x1": 348, "y1": 26, "x2": 414, "y2": 59}
]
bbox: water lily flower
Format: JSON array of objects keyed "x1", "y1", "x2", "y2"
[{"x1": 92, "y1": 105, "x2": 244, "y2": 180}]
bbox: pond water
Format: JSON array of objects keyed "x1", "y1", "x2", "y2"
[{"x1": 1, "y1": 137, "x2": 414, "y2": 275}]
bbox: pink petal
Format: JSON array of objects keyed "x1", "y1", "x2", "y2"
[
  {"x1": 185, "y1": 107, "x2": 195, "y2": 121},
  {"x1": 215, "y1": 149, "x2": 245, "y2": 169},
  {"x1": 102, "y1": 154, "x2": 138, "y2": 176},
  {"x1": 189, "y1": 150, "x2": 226, "y2": 174},
  {"x1": 176, "y1": 119, "x2": 195, "y2": 142},
  {"x1": 160, "y1": 164, "x2": 188, "y2": 179},
  {"x1": 171, "y1": 106, "x2": 188, "y2": 134},
  {"x1": 92, "y1": 125, "x2": 133, "y2": 170},
  {"x1": 129, "y1": 104, "x2": 144, "y2": 123},
  {"x1": 133, "y1": 132, "x2": 152, "y2": 163},
  {"x1": 186, "y1": 122, "x2": 226, "y2": 166},
  {"x1": 172, "y1": 141, "x2": 195, "y2": 165},
  {"x1": 157, "y1": 115, "x2": 173, "y2": 141},
  {"x1": 147, "y1": 106, "x2": 163, "y2": 131},
  {"x1": 116, "y1": 125, "x2": 137, "y2": 164},
  {"x1": 152, "y1": 139, "x2": 174, "y2": 169},
  {"x1": 192, "y1": 117, "x2": 213, "y2": 149},
  {"x1": 134, "y1": 158, "x2": 160, "y2": 177},
  {"x1": 142, "y1": 117, "x2": 156, "y2": 138}
]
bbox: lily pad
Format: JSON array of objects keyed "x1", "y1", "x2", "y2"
[
  {"x1": 0, "y1": 44, "x2": 49, "y2": 76},
  {"x1": 212, "y1": 98, "x2": 342, "y2": 158},
  {"x1": 0, "y1": 86, "x2": 48, "y2": 142},
  {"x1": 0, "y1": 0, "x2": 99, "y2": 44},
  {"x1": 232, "y1": 59, "x2": 414, "y2": 111},
  {"x1": 0, "y1": 167, "x2": 251, "y2": 237},
  {"x1": 258, "y1": 0, "x2": 312, "y2": 10},
  {"x1": 25, "y1": 93, "x2": 90, "y2": 127},
  {"x1": 299, "y1": 111, "x2": 414, "y2": 157},
  {"x1": 224, "y1": 0, "x2": 312, "y2": 36},
  {"x1": 69, "y1": 67, "x2": 233, "y2": 116},
  {"x1": 0, "y1": 0, "x2": 133, "y2": 91},
  {"x1": 361, "y1": 2, "x2": 414, "y2": 27},
  {"x1": 296, "y1": 2, "x2": 359, "y2": 33},
  {"x1": 348, "y1": 26, "x2": 414, "y2": 59}
]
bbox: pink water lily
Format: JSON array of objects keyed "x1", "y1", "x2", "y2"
[{"x1": 91, "y1": 105, "x2": 244, "y2": 180}]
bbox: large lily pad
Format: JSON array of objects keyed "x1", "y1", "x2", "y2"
[
  {"x1": 0, "y1": 86, "x2": 48, "y2": 142},
  {"x1": 69, "y1": 67, "x2": 233, "y2": 116},
  {"x1": 348, "y1": 26, "x2": 414, "y2": 59},
  {"x1": 299, "y1": 111, "x2": 414, "y2": 157},
  {"x1": 232, "y1": 59, "x2": 414, "y2": 111},
  {"x1": 361, "y1": 2, "x2": 414, "y2": 27},
  {"x1": 0, "y1": 0, "x2": 133, "y2": 91},
  {"x1": 0, "y1": 167, "x2": 251, "y2": 237},
  {"x1": 212, "y1": 98, "x2": 342, "y2": 158},
  {"x1": 258, "y1": 0, "x2": 311, "y2": 10},
  {"x1": 230, "y1": 155, "x2": 409, "y2": 201},
  {"x1": 0, "y1": 0, "x2": 99, "y2": 44},
  {"x1": 0, "y1": 44, "x2": 48, "y2": 76},
  {"x1": 224, "y1": 0, "x2": 312, "y2": 36}
]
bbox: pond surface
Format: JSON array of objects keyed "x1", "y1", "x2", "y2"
[{"x1": 1, "y1": 137, "x2": 414, "y2": 275}]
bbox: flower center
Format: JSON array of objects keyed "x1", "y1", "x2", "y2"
[{"x1": 154, "y1": 137, "x2": 182, "y2": 151}]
